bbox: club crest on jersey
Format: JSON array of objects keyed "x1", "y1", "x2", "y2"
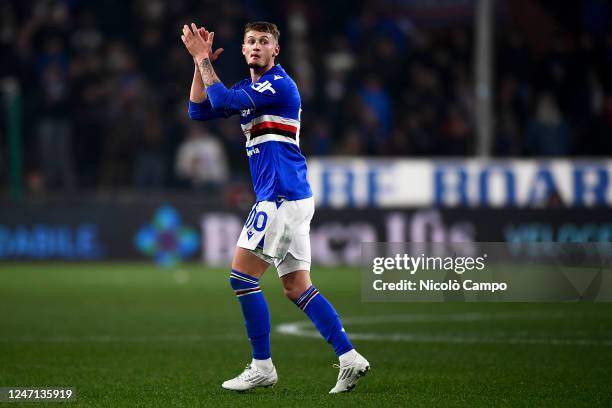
[{"x1": 251, "y1": 80, "x2": 276, "y2": 94}]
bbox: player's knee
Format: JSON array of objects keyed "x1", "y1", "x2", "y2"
[
  {"x1": 282, "y1": 284, "x2": 300, "y2": 301},
  {"x1": 282, "y1": 280, "x2": 308, "y2": 301},
  {"x1": 281, "y1": 270, "x2": 312, "y2": 300}
]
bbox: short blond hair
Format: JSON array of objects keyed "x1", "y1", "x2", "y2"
[{"x1": 244, "y1": 21, "x2": 280, "y2": 42}]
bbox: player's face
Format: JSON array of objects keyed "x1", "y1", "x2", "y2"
[{"x1": 242, "y1": 31, "x2": 279, "y2": 69}]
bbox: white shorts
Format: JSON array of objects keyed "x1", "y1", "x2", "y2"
[{"x1": 237, "y1": 197, "x2": 314, "y2": 277}]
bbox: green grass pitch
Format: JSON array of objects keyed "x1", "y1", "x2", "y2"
[{"x1": 1, "y1": 262, "x2": 612, "y2": 407}]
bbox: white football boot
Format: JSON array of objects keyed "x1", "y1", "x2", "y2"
[
  {"x1": 329, "y1": 352, "x2": 370, "y2": 394},
  {"x1": 221, "y1": 362, "x2": 278, "y2": 391}
]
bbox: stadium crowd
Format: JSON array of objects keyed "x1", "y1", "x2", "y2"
[{"x1": 1, "y1": 0, "x2": 611, "y2": 192}]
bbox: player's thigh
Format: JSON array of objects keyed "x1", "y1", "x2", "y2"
[{"x1": 231, "y1": 247, "x2": 270, "y2": 279}]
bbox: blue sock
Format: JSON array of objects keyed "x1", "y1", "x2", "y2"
[
  {"x1": 229, "y1": 269, "x2": 271, "y2": 360},
  {"x1": 294, "y1": 286, "x2": 353, "y2": 356}
]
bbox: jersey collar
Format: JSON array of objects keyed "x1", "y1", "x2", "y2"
[{"x1": 251, "y1": 64, "x2": 283, "y2": 84}]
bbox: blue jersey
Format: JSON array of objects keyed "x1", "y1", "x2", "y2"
[{"x1": 188, "y1": 64, "x2": 312, "y2": 202}]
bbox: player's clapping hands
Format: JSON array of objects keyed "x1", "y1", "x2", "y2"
[{"x1": 181, "y1": 23, "x2": 224, "y2": 64}]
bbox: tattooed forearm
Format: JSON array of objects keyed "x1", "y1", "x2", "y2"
[{"x1": 198, "y1": 57, "x2": 221, "y2": 88}]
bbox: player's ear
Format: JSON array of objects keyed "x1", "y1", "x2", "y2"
[
  {"x1": 274, "y1": 43, "x2": 280, "y2": 57},
  {"x1": 241, "y1": 43, "x2": 247, "y2": 56}
]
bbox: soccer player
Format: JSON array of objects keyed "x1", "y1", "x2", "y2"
[{"x1": 181, "y1": 21, "x2": 370, "y2": 393}]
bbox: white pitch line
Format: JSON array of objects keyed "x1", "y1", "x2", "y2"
[{"x1": 275, "y1": 312, "x2": 612, "y2": 347}]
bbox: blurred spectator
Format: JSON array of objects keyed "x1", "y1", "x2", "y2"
[
  {"x1": 36, "y1": 62, "x2": 75, "y2": 191},
  {"x1": 357, "y1": 76, "x2": 392, "y2": 133},
  {"x1": 403, "y1": 114, "x2": 432, "y2": 155},
  {"x1": 495, "y1": 110, "x2": 522, "y2": 156},
  {"x1": 71, "y1": 52, "x2": 107, "y2": 187},
  {"x1": 525, "y1": 93, "x2": 573, "y2": 156},
  {"x1": 175, "y1": 123, "x2": 229, "y2": 192},
  {"x1": 0, "y1": 0, "x2": 610, "y2": 196},
  {"x1": 439, "y1": 105, "x2": 471, "y2": 156},
  {"x1": 133, "y1": 110, "x2": 166, "y2": 188},
  {"x1": 305, "y1": 115, "x2": 333, "y2": 156},
  {"x1": 338, "y1": 127, "x2": 365, "y2": 156}
]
